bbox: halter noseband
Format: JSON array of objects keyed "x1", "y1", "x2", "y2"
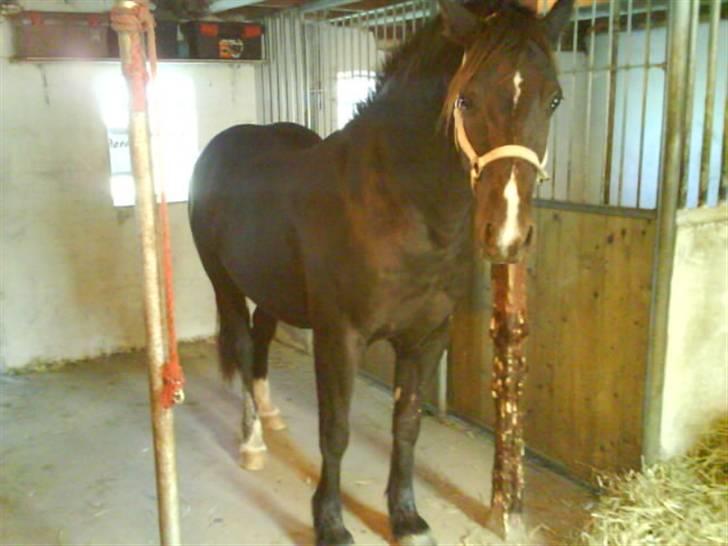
[{"x1": 452, "y1": 104, "x2": 550, "y2": 190}]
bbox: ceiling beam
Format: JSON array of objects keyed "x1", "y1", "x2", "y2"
[{"x1": 208, "y1": 0, "x2": 266, "y2": 12}]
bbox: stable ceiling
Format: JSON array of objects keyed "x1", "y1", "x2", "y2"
[{"x1": 167, "y1": 0, "x2": 615, "y2": 21}]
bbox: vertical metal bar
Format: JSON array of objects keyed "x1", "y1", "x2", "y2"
[
  {"x1": 601, "y1": 0, "x2": 620, "y2": 206},
  {"x1": 266, "y1": 17, "x2": 274, "y2": 124},
  {"x1": 584, "y1": 0, "x2": 597, "y2": 203},
  {"x1": 636, "y1": 0, "x2": 653, "y2": 208},
  {"x1": 281, "y1": 14, "x2": 289, "y2": 121},
  {"x1": 357, "y1": 11, "x2": 363, "y2": 76},
  {"x1": 617, "y1": 0, "x2": 634, "y2": 206},
  {"x1": 678, "y1": 0, "x2": 699, "y2": 207},
  {"x1": 566, "y1": 1, "x2": 577, "y2": 201},
  {"x1": 399, "y1": 1, "x2": 406, "y2": 46},
  {"x1": 698, "y1": 0, "x2": 721, "y2": 206},
  {"x1": 297, "y1": 14, "x2": 304, "y2": 125},
  {"x1": 293, "y1": 14, "x2": 301, "y2": 124},
  {"x1": 550, "y1": 8, "x2": 563, "y2": 199},
  {"x1": 114, "y1": 6, "x2": 181, "y2": 544},
  {"x1": 301, "y1": 13, "x2": 311, "y2": 128},
  {"x1": 366, "y1": 6, "x2": 372, "y2": 76},
  {"x1": 331, "y1": 19, "x2": 338, "y2": 134},
  {"x1": 349, "y1": 11, "x2": 354, "y2": 77},
  {"x1": 721, "y1": 85, "x2": 728, "y2": 202},
  {"x1": 643, "y1": 0, "x2": 691, "y2": 466},
  {"x1": 336, "y1": 21, "x2": 343, "y2": 129},
  {"x1": 275, "y1": 16, "x2": 283, "y2": 122}
]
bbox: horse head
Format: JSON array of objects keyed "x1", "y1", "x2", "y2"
[{"x1": 440, "y1": 0, "x2": 573, "y2": 263}]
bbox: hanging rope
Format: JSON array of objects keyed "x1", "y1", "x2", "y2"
[{"x1": 112, "y1": 0, "x2": 184, "y2": 409}]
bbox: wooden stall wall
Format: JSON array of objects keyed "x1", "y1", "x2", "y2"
[
  {"x1": 449, "y1": 205, "x2": 656, "y2": 482},
  {"x1": 361, "y1": 205, "x2": 656, "y2": 482}
]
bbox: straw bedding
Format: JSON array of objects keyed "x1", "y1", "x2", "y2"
[{"x1": 576, "y1": 417, "x2": 728, "y2": 546}]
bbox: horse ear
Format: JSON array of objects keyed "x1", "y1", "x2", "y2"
[
  {"x1": 543, "y1": 0, "x2": 574, "y2": 44},
  {"x1": 439, "y1": 0, "x2": 480, "y2": 46}
]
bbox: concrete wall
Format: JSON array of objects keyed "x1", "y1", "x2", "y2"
[
  {"x1": 660, "y1": 204, "x2": 728, "y2": 458},
  {"x1": 0, "y1": 2, "x2": 258, "y2": 370}
]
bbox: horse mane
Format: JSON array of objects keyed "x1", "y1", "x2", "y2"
[{"x1": 357, "y1": 0, "x2": 553, "y2": 120}]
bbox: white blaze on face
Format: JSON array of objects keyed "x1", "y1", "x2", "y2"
[
  {"x1": 499, "y1": 167, "x2": 521, "y2": 254},
  {"x1": 513, "y1": 70, "x2": 523, "y2": 110}
]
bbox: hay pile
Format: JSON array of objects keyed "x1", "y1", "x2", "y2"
[{"x1": 577, "y1": 417, "x2": 728, "y2": 546}]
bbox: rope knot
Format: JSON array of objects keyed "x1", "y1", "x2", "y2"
[{"x1": 111, "y1": 0, "x2": 157, "y2": 80}]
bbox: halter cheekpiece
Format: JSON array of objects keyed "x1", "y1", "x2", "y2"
[{"x1": 452, "y1": 96, "x2": 550, "y2": 190}]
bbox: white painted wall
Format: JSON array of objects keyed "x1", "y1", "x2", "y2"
[
  {"x1": 660, "y1": 205, "x2": 728, "y2": 458},
  {"x1": 0, "y1": 3, "x2": 258, "y2": 370}
]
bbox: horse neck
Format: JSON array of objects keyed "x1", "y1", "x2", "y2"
[{"x1": 352, "y1": 73, "x2": 473, "y2": 239}]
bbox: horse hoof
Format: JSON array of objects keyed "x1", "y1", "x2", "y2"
[
  {"x1": 316, "y1": 527, "x2": 354, "y2": 546},
  {"x1": 240, "y1": 450, "x2": 265, "y2": 471},
  {"x1": 262, "y1": 413, "x2": 287, "y2": 431},
  {"x1": 398, "y1": 532, "x2": 437, "y2": 546}
]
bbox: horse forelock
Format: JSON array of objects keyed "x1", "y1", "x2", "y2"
[{"x1": 439, "y1": 7, "x2": 555, "y2": 130}]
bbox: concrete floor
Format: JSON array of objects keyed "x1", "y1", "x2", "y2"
[{"x1": 0, "y1": 341, "x2": 593, "y2": 546}]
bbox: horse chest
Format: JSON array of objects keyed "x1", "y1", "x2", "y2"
[{"x1": 366, "y1": 234, "x2": 470, "y2": 338}]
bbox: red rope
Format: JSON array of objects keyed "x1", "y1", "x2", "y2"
[
  {"x1": 112, "y1": 1, "x2": 184, "y2": 408},
  {"x1": 159, "y1": 187, "x2": 185, "y2": 409}
]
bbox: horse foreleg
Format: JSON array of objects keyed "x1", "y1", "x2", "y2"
[
  {"x1": 386, "y1": 322, "x2": 449, "y2": 546},
  {"x1": 311, "y1": 326, "x2": 362, "y2": 546}
]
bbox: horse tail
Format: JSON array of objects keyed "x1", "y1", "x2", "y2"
[{"x1": 194, "y1": 247, "x2": 252, "y2": 384}]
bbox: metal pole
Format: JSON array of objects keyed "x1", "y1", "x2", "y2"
[
  {"x1": 486, "y1": 262, "x2": 528, "y2": 539},
  {"x1": 678, "y1": 0, "x2": 699, "y2": 207},
  {"x1": 642, "y1": 0, "x2": 691, "y2": 465},
  {"x1": 112, "y1": 3, "x2": 181, "y2": 545},
  {"x1": 698, "y1": 0, "x2": 721, "y2": 206}
]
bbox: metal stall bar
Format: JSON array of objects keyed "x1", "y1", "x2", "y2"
[
  {"x1": 601, "y1": 0, "x2": 620, "y2": 205},
  {"x1": 643, "y1": 0, "x2": 692, "y2": 465},
  {"x1": 617, "y1": 0, "x2": 634, "y2": 206},
  {"x1": 721, "y1": 80, "x2": 728, "y2": 202},
  {"x1": 582, "y1": 0, "x2": 597, "y2": 203},
  {"x1": 274, "y1": 16, "x2": 283, "y2": 122},
  {"x1": 698, "y1": 0, "x2": 722, "y2": 206},
  {"x1": 110, "y1": 1, "x2": 181, "y2": 544},
  {"x1": 264, "y1": 16, "x2": 273, "y2": 124},
  {"x1": 636, "y1": 0, "x2": 653, "y2": 208},
  {"x1": 566, "y1": 0, "x2": 578, "y2": 201},
  {"x1": 678, "y1": 0, "x2": 699, "y2": 207}
]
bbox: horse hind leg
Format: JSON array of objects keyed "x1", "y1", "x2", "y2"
[
  {"x1": 251, "y1": 306, "x2": 286, "y2": 431},
  {"x1": 216, "y1": 292, "x2": 267, "y2": 471}
]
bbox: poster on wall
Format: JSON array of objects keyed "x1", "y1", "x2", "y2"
[{"x1": 107, "y1": 128, "x2": 135, "y2": 206}]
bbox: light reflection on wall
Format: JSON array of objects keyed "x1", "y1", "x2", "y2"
[{"x1": 95, "y1": 68, "x2": 198, "y2": 207}]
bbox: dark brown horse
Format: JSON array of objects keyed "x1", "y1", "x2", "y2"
[{"x1": 189, "y1": 1, "x2": 572, "y2": 544}]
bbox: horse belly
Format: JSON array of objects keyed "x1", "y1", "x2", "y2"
[{"x1": 220, "y1": 220, "x2": 311, "y2": 329}]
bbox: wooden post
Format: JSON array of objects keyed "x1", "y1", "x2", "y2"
[
  {"x1": 113, "y1": 2, "x2": 182, "y2": 545},
  {"x1": 486, "y1": 262, "x2": 528, "y2": 538}
]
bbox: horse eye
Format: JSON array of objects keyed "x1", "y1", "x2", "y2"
[
  {"x1": 456, "y1": 95, "x2": 472, "y2": 111},
  {"x1": 549, "y1": 94, "x2": 563, "y2": 112}
]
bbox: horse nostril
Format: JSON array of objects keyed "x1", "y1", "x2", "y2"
[{"x1": 524, "y1": 225, "x2": 534, "y2": 246}]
